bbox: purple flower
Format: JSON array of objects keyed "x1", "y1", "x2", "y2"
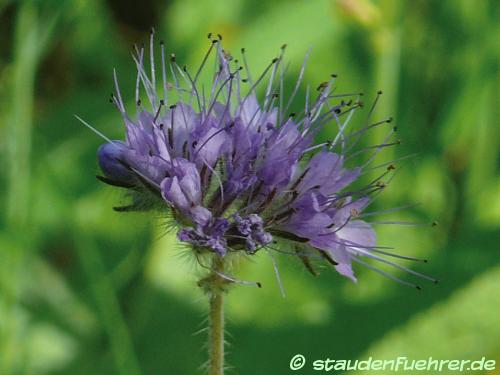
[{"x1": 90, "y1": 32, "x2": 436, "y2": 288}]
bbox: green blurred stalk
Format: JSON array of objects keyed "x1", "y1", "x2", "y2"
[
  {"x1": 76, "y1": 236, "x2": 142, "y2": 375},
  {"x1": 6, "y1": 4, "x2": 37, "y2": 226},
  {"x1": 2, "y1": 5, "x2": 40, "y2": 373},
  {"x1": 1, "y1": 3, "x2": 58, "y2": 373}
]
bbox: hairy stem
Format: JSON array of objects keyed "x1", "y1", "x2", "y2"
[{"x1": 207, "y1": 255, "x2": 225, "y2": 375}]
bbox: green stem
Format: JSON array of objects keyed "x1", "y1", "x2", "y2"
[{"x1": 208, "y1": 256, "x2": 225, "y2": 375}]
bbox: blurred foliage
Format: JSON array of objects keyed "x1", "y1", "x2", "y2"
[{"x1": 0, "y1": 0, "x2": 498, "y2": 374}]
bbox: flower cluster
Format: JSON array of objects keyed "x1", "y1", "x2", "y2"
[{"x1": 86, "y1": 32, "x2": 435, "y2": 288}]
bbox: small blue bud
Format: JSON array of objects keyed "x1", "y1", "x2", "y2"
[{"x1": 97, "y1": 141, "x2": 134, "y2": 183}]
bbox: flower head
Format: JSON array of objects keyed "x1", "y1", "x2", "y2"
[{"x1": 88, "y1": 31, "x2": 436, "y2": 288}]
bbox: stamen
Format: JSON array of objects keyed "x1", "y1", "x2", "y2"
[
  {"x1": 74, "y1": 115, "x2": 114, "y2": 143},
  {"x1": 352, "y1": 257, "x2": 422, "y2": 289},
  {"x1": 265, "y1": 249, "x2": 286, "y2": 298},
  {"x1": 160, "y1": 40, "x2": 168, "y2": 104}
]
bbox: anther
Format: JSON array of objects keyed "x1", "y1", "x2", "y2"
[
  {"x1": 136, "y1": 99, "x2": 142, "y2": 106},
  {"x1": 377, "y1": 90, "x2": 383, "y2": 95},
  {"x1": 317, "y1": 82, "x2": 328, "y2": 91},
  {"x1": 159, "y1": 99, "x2": 165, "y2": 105},
  {"x1": 183, "y1": 65, "x2": 187, "y2": 72},
  {"x1": 192, "y1": 141, "x2": 198, "y2": 148},
  {"x1": 241, "y1": 48, "x2": 246, "y2": 53},
  {"x1": 281, "y1": 43, "x2": 288, "y2": 50},
  {"x1": 387, "y1": 164, "x2": 396, "y2": 171},
  {"x1": 331, "y1": 73, "x2": 338, "y2": 78},
  {"x1": 217, "y1": 34, "x2": 222, "y2": 40},
  {"x1": 432, "y1": 221, "x2": 439, "y2": 227},
  {"x1": 289, "y1": 112, "x2": 296, "y2": 117},
  {"x1": 272, "y1": 57, "x2": 279, "y2": 63},
  {"x1": 150, "y1": 27, "x2": 155, "y2": 35},
  {"x1": 334, "y1": 108, "x2": 341, "y2": 114},
  {"x1": 207, "y1": 32, "x2": 212, "y2": 39},
  {"x1": 386, "y1": 117, "x2": 393, "y2": 123},
  {"x1": 169, "y1": 104, "x2": 177, "y2": 109},
  {"x1": 170, "y1": 53, "x2": 176, "y2": 62}
]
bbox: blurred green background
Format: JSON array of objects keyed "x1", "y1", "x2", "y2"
[{"x1": 0, "y1": 0, "x2": 499, "y2": 374}]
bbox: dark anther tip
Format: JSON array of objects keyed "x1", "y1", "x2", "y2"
[
  {"x1": 272, "y1": 93, "x2": 279, "y2": 98},
  {"x1": 159, "y1": 124, "x2": 164, "y2": 129},
  {"x1": 182, "y1": 65, "x2": 187, "y2": 72},
  {"x1": 377, "y1": 90, "x2": 383, "y2": 95},
  {"x1": 238, "y1": 66, "x2": 243, "y2": 71},
  {"x1": 434, "y1": 279, "x2": 439, "y2": 284},
  {"x1": 108, "y1": 98, "x2": 113, "y2": 103},
  {"x1": 416, "y1": 285, "x2": 422, "y2": 290},
  {"x1": 393, "y1": 126, "x2": 398, "y2": 132},
  {"x1": 387, "y1": 164, "x2": 396, "y2": 171},
  {"x1": 272, "y1": 57, "x2": 279, "y2": 63},
  {"x1": 289, "y1": 112, "x2": 296, "y2": 117},
  {"x1": 334, "y1": 108, "x2": 341, "y2": 114},
  {"x1": 212, "y1": 39, "x2": 218, "y2": 44},
  {"x1": 331, "y1": 73, "x2": 338, "y2": 78},
  {"x1": 169, "y1": 104, "x2": 177, "y2": 109},
  {"x1": 423, "y1": 259, "x2": 428, "y2": 263},
  {"x1": 159, "y1": 99, "x2": 165, "y2": 105},
  {"x1": 150, "y1": 27, "x2": 155, "y2": 35},
  {"x1": 217, "y1": 34, "x2": 222, "y2": 40},
  {"x1": 281, "y1": 43, "x2": 288, "y2": 50},
  {"x1": 432, "y1": 221, "x2": 439, "y2": 227},
  {"x1": 192, "y1": 141, "x2": 198, "y2": 148},
  {"x1": 160, "y1": 40, "x2": 164, "y2": 45},
  {"x1": 207, "y1": 32, "x2": 212, "y2": 39},
  {"x1": 241, "y1": 47, "x2": 246, "y2": 53},
  {"x1": 242, "y1": 78, "x2": 248, "y2": 83},
  {"x1": 256, "y1": 282, "x2": 262, "y2": 288},
  {"x1": 170, "y1": 53, "x2": 176, "y2": 62},
  {"x1": 386, "y1": 117, "x2": 393, "y2": 123},
  {"x1": 359, "y1": 92, "x2": 364, "y2": 96},
  {"x1": 136, "y1": 99, "x2": 142, "y2": 106}
]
